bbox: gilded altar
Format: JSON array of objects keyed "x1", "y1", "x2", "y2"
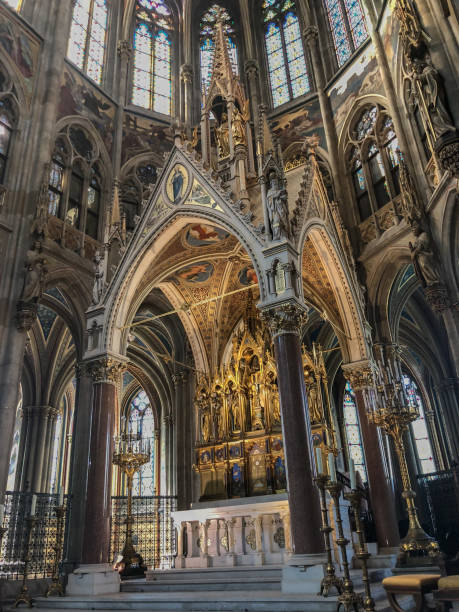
[{"x1": 194, "y1": 297, "x2": 336, "y2": 501}]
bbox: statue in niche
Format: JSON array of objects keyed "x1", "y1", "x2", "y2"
[
  {"x1": 270, "y1": 385, "x2": 281, "y2": 426},
  {"x1": 266, "y1": 171, "x2": 289, "y2": 241},
  {"x1": 409, "y1": 226, "x2": 443, "y2": 288},
  {"x1": 227, "y1": 387, "x2": 241, "y2": 432},
  {"x1": 410, "y1": 57, "x2": 455, "y2": 139},
  {"x1": 20, "y1": 244, "x2": 47, "y2": 303},
  {"x1": 211, "y1": 392, "x2": 224, "y2": 440},
  {"x1": 92, "y1": 250, "x2": 105, "y2": 305},
  {"x1": 201, "y1": 408, "x2": 211, "y2": 444},
  {"x1": 250, "y1": 379, "x2": 265, "y2": 431},
  {"x1": 305, "y1": 373, "x2": 322, "y2": 424},
  {"x1": 231, "y1": 106, "x2": 246, "y2": 146},
  {"x1": 215, "y1": 113, "x2": 230, "y2": 158}
]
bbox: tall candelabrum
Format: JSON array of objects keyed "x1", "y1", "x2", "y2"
[
  {"x1": 326, "y1": 456, "x2": 363, "y2": 612},
  {"x1": 113, "y1": 433, "x2": 150, "y2": 577},
  {"x1": 46, "y1": 497, "x2": 65, "y2": 597},
  {"x1": 344, "y1": 485, "x2": 375, "y2": 612},
  {"x1": 371, "y1": 344, "x2": 440, "y2": 568},
  {"x1": 314, "y1": 449, "x2": 343, "y2": 597},
  {"x1": 13, "y1": 495, "x2": 38, "y2": 609}
]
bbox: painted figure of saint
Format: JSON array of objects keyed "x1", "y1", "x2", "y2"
[{"x1": 172, "y1": 167, "x2": 184, "y2": 202}]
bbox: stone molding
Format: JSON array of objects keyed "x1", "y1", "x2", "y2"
[
  {"x1": 303, "y1": 25, "x2": 319, "y2": 48},
  {"x1": 117, "y1": 40, "x2": 132, "y2": 60},
  {"x1": 260, "y1": 302, "x2": 308, "y2": 339},
  {"x1": 23, "y1": 405, "x2": 60, "y2": 420}
]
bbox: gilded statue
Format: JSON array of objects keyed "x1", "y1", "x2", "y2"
[
  {"x1": 305, "y1": 373, "x2": 322, "y2": 424},
  {"x1": 215, "y1": 113, "x2": 230, "y2": 158},
  {"x1": 211, "y1": 392, "x2": 224, "y2": 439},
  {"x1": 266, "y1": 171, "x2": 289, "y2": 241},
  {"x1": 201, "y1": 408, "x2": 211, "y2": 444},
  {"x1": 227, "y1": 387, "x2": 241, "y2": 432},
  {"x1": 231, "y1": 107, "x2": 246, "y2": 146},
  {"x1": 409, "y1": 226, "x2": 443, "y2": 288},
  {"x1": 270, "y1": 387, "x2": 281, "y2": 425}
]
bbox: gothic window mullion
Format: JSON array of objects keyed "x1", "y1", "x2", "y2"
[
  {"x1": 83, "y1": 0, "x2": 95, "y2": 75},
  {"x1": 339, "y1": 0, "x2": 355, "y2": 56},
  {"x1": 361, "y1": 144, "x2": 378, "y2": 218},
  {"x1": 279, "y1": 19, "x2": 293, "y2": 101}
]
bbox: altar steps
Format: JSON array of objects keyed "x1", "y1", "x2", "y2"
[{"x1": 125, "y1": 565, "x2": 283, "y2": 592}]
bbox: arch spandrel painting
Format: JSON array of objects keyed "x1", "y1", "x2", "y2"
[
  {"x1": 165, "y1": 163, "x2": 189, "y2": 203},
  {"x1": 185, "y1": 179, "x2": 222, "y2": 211}
]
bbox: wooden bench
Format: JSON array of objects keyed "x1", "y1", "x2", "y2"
[
  {"x1": 433, "y1": 575, "x2": 459, "y2": 610},
  {"x1": 382, "y1": 574, "x2": 441, "y2": 612}
]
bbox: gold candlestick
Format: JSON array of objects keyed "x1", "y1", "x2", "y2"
[
  {"x1": 46, "y1": 505, "x2": 65, "y2": 597},
  {"x1": 113, "y1": 435, "x2": 149, "y2": 577},
  {"x1": 314, "y1": 474, "x2": 343, "y2": 597},
  {"x1": 372, "y1": 344, "x2": 440, "y2": 568},
  {"x1": 326, "y1": 480, "x2": 363, "y2": 612},
  {"x1": 13, "y1": 515, "x2": 37, "y2": 608},
  {"x1": 345, "y1": 489, "x2": 375, "y2": 612},
  {"x1": 0, "y1": 525, "x2": 6, "y2": 550}
]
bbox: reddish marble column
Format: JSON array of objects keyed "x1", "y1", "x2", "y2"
[
  {"x1": 342, "y1": 361, "x2": 400, "y2": 549},
  {"x1": 264, "y1": 304, "x2": 323, "y2": 555},
  {"x1": 81, "y1": 358, "x2": 121, "y2": 565}
]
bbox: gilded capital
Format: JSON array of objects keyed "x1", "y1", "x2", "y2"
[
  {"x1": 342, "y1": 360, "x2": 376, "y2": 390},
  {"x1": 261, "y1": 303, "x2": 308, "y2": 339},
  {"x1": 87, "y1": 357, "x2": 124, "y2": 384}
]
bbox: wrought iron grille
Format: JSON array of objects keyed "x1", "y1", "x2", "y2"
[
  {"x1": 417, "y1": 468, "x2": 459, "y2": 547},
  {"x1": 0, "y1": 492, "x2": 69, "y2": 580},
  {"x1": 110, "y1": 495, "x2": 177, "y2": 570}
]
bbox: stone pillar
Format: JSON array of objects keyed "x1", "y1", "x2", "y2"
[
  {"x1": 180, "y1": 64, "x2": 193, "y2": 129},
  {"x1": 434, "y1": 378, "x2": 459, "y2": 462},
  {"x1": 262, "y1": 303, "x2": 323, "y2": 558},
  {"x1": 41, "y1": 407, "x2": 60, "y2": 492},
  {"x1": 342, "y1": 362, "x2": 400, "y2": 550},
  {"x1": 67, "y1": 357, "x2": 123, "y2": 595},
  {"x1": 199, "y1": 520, "x2": 210, "y2": 567},
  {"x1": 175, "y1": 521, "x2": 185, "y2": 568}
]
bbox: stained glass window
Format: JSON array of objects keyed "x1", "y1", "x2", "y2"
[
  {"x1": 4, "y1": 0, "x2": 21, "y2": 10},
  {"x1": 7, "y1": 388, "x2": 22, "y2": 491},
  {"x1": 200, "y1": 5, "x2": 238, "y2": 94},
  {"x1": 127, "y1": 389, "x2": 155, "y2": 496},
  {"x1": 132, "y1": 0, "x2": 172, "y2": 115},
  {"x1": 85, "y1": 165, "x2": 101, "y2": 238},
  {"x1": 403, "y1": 374, "x2": 436, "y2": 474},
  {"x1": 48, "y1": 153, "x2": 65, "y2": 217},
  {"x1": 343, "y1": 381, "x2": 367, "y2": 482},
  {"x1": 348, "y1": 106, "x2": 401, "y2": 221},
  {"x1": 263, "y1": 0, "x2": 310, "y2": 108},
  {"x1": 0, "y1": 100, "x2": 13, "y2": 184},
  {"x1": 67, "y1": 0, "x2": 109, "y2": 85},
  {"x1": 50, "y1": 411, "x2": 63, "y2": 493},
  {"x1": 323, "y1": 0, "x2": 368, "y2": 67}
]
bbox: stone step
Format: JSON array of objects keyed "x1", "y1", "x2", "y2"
[
  {"x1": 144, "y1": 566, "x2": 283, "y2": 583},
  {"x1": 123, "y1": 576, "x2": 280, "y2": 592},
  {"x1": 27, "y1": 588, "x2": 415, "y2": 612}
]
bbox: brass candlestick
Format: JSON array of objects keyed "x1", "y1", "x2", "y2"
[
  {"x1": 46, "y1": 505, "x2": 65, "y2": 597},
  {"x1": 13, "y1": 515, "x2": 37, "y2": 608},
  {"x1": 345, "y1": 489, "x2": 375, "y2": 612},
  {"x1": 0, "y1": 525, "x2": 6, "y2": 550},
  {"x1": 372, "y1": 344, "x2": 440, "y2": 568},
  {"x1": 326, "y1": 480, "x2": 363, "y2": 612},
  {"x1": 113, "y1": 434, "x2": 149, "y2": 577},
  {"x1": 314, "y1": 474, "x2": 343, "y2": 597}
]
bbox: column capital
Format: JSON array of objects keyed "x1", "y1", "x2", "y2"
[
  {"x1": 86, "y1": 356, "x2": 125, "y2": 384},
  {"x1": 341, "y1": 360, "x2": 376, "y2": 390},
  {"x1": 117, "y1": 40, "x2": 132, "y2": 60},
  {"x1": 303, "y1": 25, "x2": 319, "y2": 48},
  {"x1": 260, "y1": 302, "x2": 307, "y2": 339},
  {"x1": 244, "y1": 59, "x2": 259, "y2": 78},
  {"x1": 180, "y1": 63, "x2": 193, "y2": 83}
]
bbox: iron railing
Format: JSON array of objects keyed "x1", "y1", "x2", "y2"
[
  {"x1": 417, "y1": 468, "x2": 459, "y2": 548},
  {"x1": 110, "y1": 495, "x2": 176, "y2": 570},
  {"x1": 0, "y1": 492, "x2": 69, "y2": 580}
]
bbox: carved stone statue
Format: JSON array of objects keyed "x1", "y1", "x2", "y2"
[
  {"x1": 215, "y1": 113, "x2": 230, "y2": 158},
  {"x1": 266, "y1": 171, "x2": 289, "y2": 241},
  {"x1": 231, "y1": 107, "x2": 246, "y2": 147},
  {"x1": 20, "y1": 245, "x2": 47, "y2": 303},
  {"x1": 411, "y1": 57, "x2": 455, "y2": 139},
  {"x1": 409, "y1": 226, "x2": 443, "y2": 288},
  {"x1": 92, "y1": 250, "x2": 105, "y2": 305}
]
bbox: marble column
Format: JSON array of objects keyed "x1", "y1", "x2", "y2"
[
  {"x1": 81, "y1": 357, "x2": 123, "y2": 565},
  {"x1": 262, "y1": 303, "x2": 323, "y2": 556},
  {"x1": 342, "y1": 362, "x2": 400, "y2": 549}
]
